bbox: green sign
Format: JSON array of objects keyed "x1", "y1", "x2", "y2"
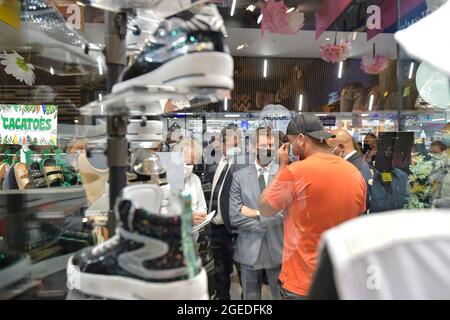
[{"x1": 0, "y1": 104, "x2": 58, "y2": 146}]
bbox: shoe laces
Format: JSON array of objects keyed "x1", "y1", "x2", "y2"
[{"x1": 91, "y1": 235, "x2": 120, "y2": 256}]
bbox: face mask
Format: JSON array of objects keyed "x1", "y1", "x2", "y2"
[
  {"x1": 363, "y1": 143, "x2": 372, "y2": 154},
  {"x1": 226, "y1": 147, "x2": 241, "y2": 158},
  {"x1": 331, "y1": 145, "x2": 344, "y2": 158},
  {"x1": 289, "y1": 135, "x2": 302, "y2": 163},
  {"x1": 65, "y1": 152, "x2": 80, "y2": 170},
  {"x1": 184, "y1": 164, "x2": 194, "y2": 178},
  {"x1": 257, "y1": 148, "x2": 274, "y2": 166}
]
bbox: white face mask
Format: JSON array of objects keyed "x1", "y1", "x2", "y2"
[
  {"x1": 226, "y1": 147, "x2": 241, "y2": 158},
  {"x1": 184, "y1": 164, "x2": 194, "y2": 178}
]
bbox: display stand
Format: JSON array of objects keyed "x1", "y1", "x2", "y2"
[{"x1": 81, "y1": 85, "x2": 230, "y2": 236}]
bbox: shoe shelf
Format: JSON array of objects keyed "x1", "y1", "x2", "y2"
[
  {"x1": 0, "y1": 187, "x2": 86, "y2": 218},
  {"x1": 82, "y1": 0, "x2": 208, "y2": 13},
  {"x1": 80, "y1": 85, "x2": 230, "y2": 116}
]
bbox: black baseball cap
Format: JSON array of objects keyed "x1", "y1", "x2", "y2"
[{"x1": 286, "y1": 113, "x2": 335, "y2": 141}]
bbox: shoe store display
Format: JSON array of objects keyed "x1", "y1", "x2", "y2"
[
  {"x1": 77, "y1": 151, "x2": 109, "y2": 206},
  {"x1": 29, "y1": 162, "x2": 47, "y2": 189},
  {"x1": 67, "y1": 184, "x2": 208, "y2": 300},
  {"x1": 24, "y1": 221, "x2": 63, "y2": 263},
  {"x1": 112, "y1": 3, "x2": 233, "y2": 93},
  {"x1": 0, "y1": 0, "x2": 234, "y2": 301},
  {"x1": 14, "y1": 163, "x2": 32, "y2": 190},
  {"x1": 42, "y1": 159, "x2": 64, "y2": 188},
  {"x1": 0, "y1": 163, "x2": 9, "y2": 190}
]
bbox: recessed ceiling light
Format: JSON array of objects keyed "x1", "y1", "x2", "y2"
[
  {"x1": 246, "y1": 4, "x2": 256, "y2": 12},
  {"x1": 286, "y1": 7, "x2": 295, "y2": 13},
  {"x1": 230, "y1": 0, "x2": 236, "y2": 16},
  {"x1": 257, "y1": 14, "x2": 263, "y2": 24},
  {"x1": 326, "y1": 37, "x2": 331, "y2": 41}
]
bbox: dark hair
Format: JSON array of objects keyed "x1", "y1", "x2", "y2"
[
  {"x1": 221, "y1": 124, "x2": 241, "y2": 144},
  {"x1": 277, "y1": 131, "x2": 289, "y2": 144},
  {"x1": 431, "y1": 140, "x2": 447, "y2": 152},
  {"x1": 365, "y1": 132, "x2": 377, "y2": 140},
  {"x1": 252, "y1": 126, "x2": 274, "y2": 146}
]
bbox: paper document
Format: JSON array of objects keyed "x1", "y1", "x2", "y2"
[{"x1": 192, "y1": 210, "x2": 216, "y2": 233}]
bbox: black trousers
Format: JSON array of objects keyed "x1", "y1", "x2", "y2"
[{"x1": 211, "y1": 224, "x2": 240, "y2": 300}]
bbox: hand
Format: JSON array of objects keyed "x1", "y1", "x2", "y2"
[
  {"x1": 278, "y1": 143, "x2": 291, "y2": 167},
  {"x1": 241, "y1": 206, "x2": 259, "y2": 218},
  {"x1": 192, "y1": 212, "x2": 207, "y2": 225}
]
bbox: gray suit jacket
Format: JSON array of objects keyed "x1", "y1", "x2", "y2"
[{"x1": 229, "y1": 163, "x2": 284, "y2": 267}]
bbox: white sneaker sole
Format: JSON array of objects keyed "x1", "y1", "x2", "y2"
[
  {"x1": 112, "y1": 51, "x2": 234, "y2": 94},
  {"x1": 66, "y1": 256, "x2": 209, "y2": 300}
]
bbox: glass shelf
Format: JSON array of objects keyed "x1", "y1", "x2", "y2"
[
  {"x1": 80, "y1": 85, "x2": 230, "y2": 116},
  {"x1": 82, "y1": 0, "x2": 208, "y2": 13}
]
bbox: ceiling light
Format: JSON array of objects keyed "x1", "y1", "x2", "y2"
[
  {"x1": 49, "y1": 66, "x2": 54, "y2": 75},
  {"x1": 408, "y1": 62, "x2": 415, "y2": 79},
  {"x1": 263, "y1": 59, "x2": 268, "y2": 78},
  {"x1": 246, "y1": 4, "x2": 256, "y2": 12},
  {"x1": 286, "y1": 7, "x2": 295, "y2": 13},
  {"x1": 338, "y1": 61, "x2": 344, "y2": 79},
  {"x1": 97, "y1": 56, "x2": 103, "y2": 76},
  {"x1": 224, "y1": 98, "x2": 228, "y2": 111},
  {"x1": 368, "y1": 94, "x2": 375, "y2": 111},
  {"x1": 230, "y1": 0, "x2": 237, "y2": 16},
  {"x1": 298, "y1": 94, "x2": 304, "y2": 111},
  {"x1": 326, "y1": 37, "x2": 331, "y2": 41},
  {"x1": 236, "y1": 43, "x2": 248, "y2": 50},
  {"x1": 98, "y1": 93, "x2": 103, "y2": 101},
  {"x1": 76, "y1": 1, "x2": 85, "y2": 6},
  {"x1": 257, "y1": 14, "x2": 263, "y2": 24}
]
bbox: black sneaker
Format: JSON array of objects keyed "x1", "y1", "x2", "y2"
[
  {"x1": 66, "y1": 184, "x2": 208, "y2": 300},
  {"x1": 112, "y1": 3, "x2": 233, "y2": 93}
]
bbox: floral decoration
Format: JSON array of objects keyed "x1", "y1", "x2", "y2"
[
  {"x1": 0, "y1": 51, "x2": 35, "y2": 86},
  {"x1": 361, "y1": 54, "x2": 389, "y2": 74},
  {"x1": 261, "y1": 0, "x2": 304, "y2": 36},
  {"x1": 406, "y1": 153, "x2": 448, "y2": 209},
  {"x1": 320, "y1": 40, "x2": 351, "y2": 63}
]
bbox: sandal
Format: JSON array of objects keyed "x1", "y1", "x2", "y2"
[
  {"x1": 0, "y1": 163, "x2": 9, "y2": 190},
  {"x1": 14, "y1": 162, "x2": 32, "y2": 190},
  {"x1": 43, "y1": 159, "x2": 64, "y2": 187},
  {"x1": 29, "y1": 162, "x2": 47, "y2": 189}
]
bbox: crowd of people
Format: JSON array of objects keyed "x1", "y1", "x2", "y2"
[{"x1": 169, "y1": 113, "x2": 450, "y2": 300}]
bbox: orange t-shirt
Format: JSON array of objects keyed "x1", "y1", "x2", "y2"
[{"x1": 265, "y1": 153, "x2": 367, "y2": 296}]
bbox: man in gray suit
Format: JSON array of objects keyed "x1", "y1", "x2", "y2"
[{"x1": 229, "y1": 127, "x2": 284, "y2": 300}]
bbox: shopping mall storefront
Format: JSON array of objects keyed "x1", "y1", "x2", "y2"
[{"x1": 1, "y1": 0, "x2": 450, "y2": 303}]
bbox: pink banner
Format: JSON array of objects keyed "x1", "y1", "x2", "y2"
[
  {"x1": 315, "y1": 0, "x2": 352, "y2": 39},
  {"x1": 367, "y1": 0, "x2": 424, "y2": 40}
]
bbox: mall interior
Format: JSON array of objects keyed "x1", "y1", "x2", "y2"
[{"x1": 1, "y1": 0, "x2": 450, "y2": 300}]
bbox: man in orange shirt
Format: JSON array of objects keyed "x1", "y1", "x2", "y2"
[{"x1": 259, "y1": 114, "x2": 367, "y2": 299}]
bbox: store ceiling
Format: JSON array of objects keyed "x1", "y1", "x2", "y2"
[
  {"x1": 220, "y1": 0, "x2": 385, "y2": 31},
  {"x1": 227, "y1": 28, "x2": 397, "y2": 58}
]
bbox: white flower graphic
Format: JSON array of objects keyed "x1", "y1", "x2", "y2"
[{"x1": 0, "y1": 50, "x2": 35, "y2": 86}]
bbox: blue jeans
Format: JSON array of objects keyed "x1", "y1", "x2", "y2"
[
  {"x1": 277, "y1": 280, "x2": 306, "y2": 300},
  {"x1": 240, "y1": 264, "x2": 281, "y2": 300}
]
